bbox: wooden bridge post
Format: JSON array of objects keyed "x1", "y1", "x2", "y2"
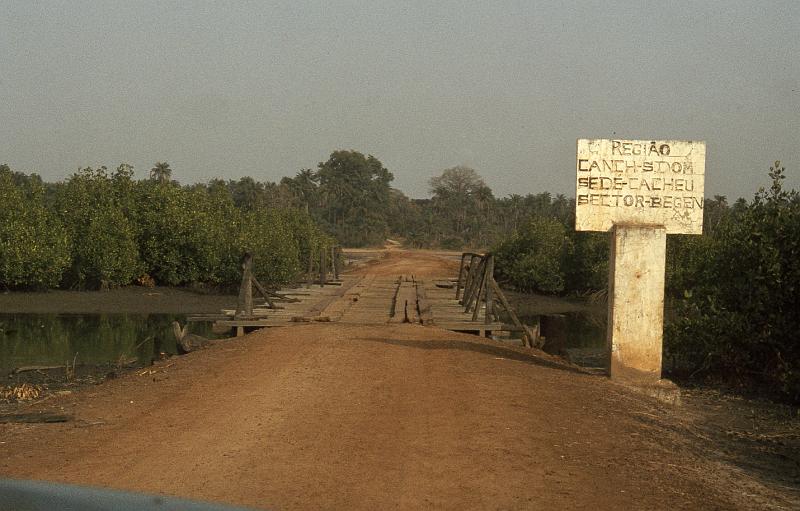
[
  {"x1": 460, "y1": 255, "x2": 480, "y2": 305},
  {"x1": 464, "y1": 256, "x2": 487, "y2": 314},
  {"x1": 307, "y1": 246, "x2": 314, "y2": 288},
  {"x1": 236, "y1": 253, "x2": 254, "y2": 318},
  {"x1": 484, "y1": 254, "x2": 494, "y2": 324},
  {"x1": 460, "y1": 257, "x2": 471, "y2": 303},
  {"x1": 332, "y1": 246, "x2": 340, "y2": 280},
  {"x1": 471, "y1": 256, "x2": 490, "y2": 322},
  {"x1": 455, "y1": 253, "x2": 468, "y2": 300},
  {"x1": 488, "y1": 278, "x2": 535, "y2": 348},
  {"x1": 319, "y1": 245, "x2": 327, "y2": 287}
]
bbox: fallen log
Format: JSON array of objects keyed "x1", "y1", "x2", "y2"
[
  {"x1": 0, "y1": 413, "x2": 72, "y2": 424},
  {"x1": 172, "y1": 322, "x2": 212, "y2": 354},
  {"x1": 11, "y1": 365, "x2": 64, "y2": 374}
]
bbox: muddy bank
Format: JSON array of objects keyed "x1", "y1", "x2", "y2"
[
  {"x1": 1, "y1": 363, "x2": 134, "y2": 418},
  {"x1": 1, "y1": 313, "x2": 220, "y2": 416},
  {"x1": 0, "y1": 287, "x2": 237, "y2": 314}
]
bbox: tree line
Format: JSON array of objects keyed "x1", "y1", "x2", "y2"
[
  {"x1": 278, "y1": 156, "x2": 576, "y2": 250},
  {"x1": 1, "y1": 150, "x2": 584, "y2": 290},
  {"x1": 0, "y1": 162, "x2": 331, "y2": 290}
]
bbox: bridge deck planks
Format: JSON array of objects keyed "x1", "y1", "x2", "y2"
[{"x1": 192, "y1": 273, "x2": 515, "y2": 337}]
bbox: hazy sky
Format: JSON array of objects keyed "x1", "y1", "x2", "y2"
[{"x1": 2, "y1": 1, "x2": 798, "y2": 199}]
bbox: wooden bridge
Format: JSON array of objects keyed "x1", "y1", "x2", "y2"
[{"x1": 187, "y1": 249, "x2": 540, "y2": 347}]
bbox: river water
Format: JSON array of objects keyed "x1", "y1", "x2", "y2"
[
  {"x1": 519, "y1": 310, "x2": 608, "y2": 370},
  {"x1": 1, "y1": 309, "x2": 608, "y2": 375},
  {"x1": 0, "y1": 314, "x2": 217, "y2": 374}
]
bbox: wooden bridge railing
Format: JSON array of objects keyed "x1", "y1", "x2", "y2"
[
  {"x1": 455, "y1": 252, "x2": 542, "y2": 348},
  {"x1": 235, "y1": 253, "x2": 306, "y2": 319},
  {"x1": 306, "y1": 244, "x2": 343, "y2": 287},
  {"x1": 235, "y1": 244, "x2": 344, "y2": 319}
]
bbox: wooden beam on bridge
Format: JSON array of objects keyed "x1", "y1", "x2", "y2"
[{"x1": 235, "y1": 253, "x2": 254, "y2": 319}]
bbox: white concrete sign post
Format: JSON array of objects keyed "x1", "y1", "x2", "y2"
[{"x1": 575, "y1": 139, "x2": 706, "y2": 382}]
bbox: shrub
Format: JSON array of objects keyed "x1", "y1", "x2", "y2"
[
  {"x1": 54, "y1": 168, "x2": 142, "y2": 288},
  {"x1": 563, "y1": 231, "x2": 608, "y2": 293},
  {"x1": 493, "y1": 216, "x2": 570, "y2": 293},
  {"x1": 134, "y1": 180, "x2": 219, "y2": 286},
  {"x1": 230, "y1": 208, "x2": 302, "y2": 286},
  {"x1": 277, "y1": 207, "x2": 331, "y2": 273},
  {"x1": 0, "y1": 167, "x2": 71, "y2": 288},
  {"x1": 665, "y1": 162, "x2": 800, "y2": 400}
]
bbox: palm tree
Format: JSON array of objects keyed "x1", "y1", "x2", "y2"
[{"x1": 149, "y1": 162, "x2": 172, "y2": 184}]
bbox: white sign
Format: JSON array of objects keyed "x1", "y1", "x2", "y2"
[{"x1": 575, "y1": 139, "x2": 706, "y2": 234}]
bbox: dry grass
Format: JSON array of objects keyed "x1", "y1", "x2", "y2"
[{"x1": 0, "y1": 382, "x2": 43, "y2": 402}]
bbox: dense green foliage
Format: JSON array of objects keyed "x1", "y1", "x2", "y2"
[
  {"x1": 133, "y1": 179, "x2": 229, "y2": 286},
  {"x1": 493, "y1": 217, "x2": 569, "y2": 293},
  {"x1": 280, "y1": 159, "x2": 582, "y2": 253},
  {"x1": 0, "y1": 166, "x2": 70, "y2": 288},
  {"x1": 280, "y1": 150, "x2": 394, "y2": 246},
  {"x1": 0, "y1": 163, "x2": 330, "y2": 290},
  {"x1": 492, "y1": 220, "x2": 608, "y2": 295},
  {"x1": 665, "y1": 163, "x2": 800, "y2": 400},
  {"x1": 385, "y1": 166, "x2": 581, "y2": 259},
  {"x1": 427, "y1": 166, "x2": 495, "y2": 248},
  {"x1": 54, "y1": 167, "x2": 143, "y2": 288},
  {"x1": 316, "y1": 151, "x2": 394, "y2": 246}
]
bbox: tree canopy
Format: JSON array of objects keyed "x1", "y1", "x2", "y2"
[
  {"x1": 0, "y1": 162, "x2": 331, "y2": 290},
  {"x1": 149, "y1": 161, "x2": 172, "y2": 183}
]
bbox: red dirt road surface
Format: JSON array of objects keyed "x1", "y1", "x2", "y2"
[
  {"x1": 1, "y1": 250, "x2": 797, "y2": 510},
  {"x1": 348, "y1": 247, "x2": 461, "y2": 277}
]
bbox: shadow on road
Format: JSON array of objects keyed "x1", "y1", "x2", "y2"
[{"x1": 356, "y1": 335, "x2": 591, "y2": 375}]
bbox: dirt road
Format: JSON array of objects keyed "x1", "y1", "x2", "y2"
[
  {"x1": 348, "y1": 246, "x2": 461, "y2": 277},
  {"x1": 2, "y1": 250, "x2": 797, "y2": 509}
]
